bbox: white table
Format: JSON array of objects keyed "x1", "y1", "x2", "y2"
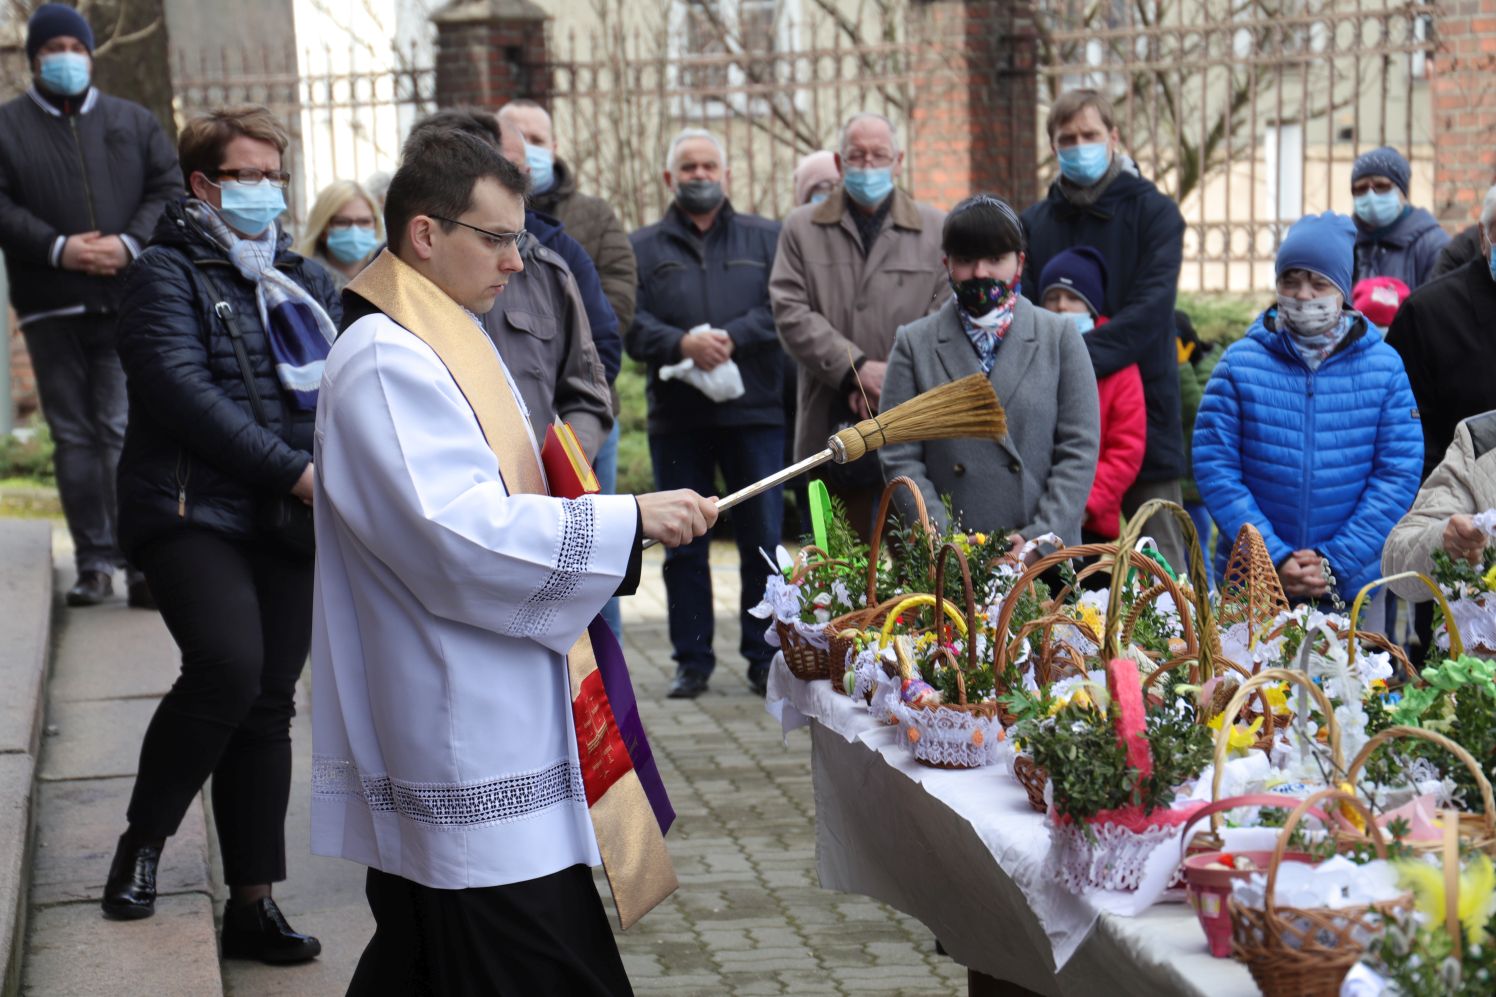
[{"x1": 766, "y1": 656, "x2": 1260, "y2": 997}]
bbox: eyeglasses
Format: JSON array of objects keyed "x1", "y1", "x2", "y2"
[
  {"x1": 214, "y1": 168, "x2": 292, "y2": 189},
  {"x1": 430, "y1": 215, "x2": 525, "y2": 252},
  {"x1": 841, "y1": 150, "x2": 896, "y2": 169},
  {"x1": 1351, "y1": 178, "x2": 1398, "y2": 197},
  {"x1": 327, "y1": 217, "x2": 376, "y2": 231}
]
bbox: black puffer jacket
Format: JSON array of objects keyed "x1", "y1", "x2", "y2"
[{"x1": 115, "y1": 200, "x2": 341, "y2": 558}]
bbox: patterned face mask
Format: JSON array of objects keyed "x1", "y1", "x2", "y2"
[{"x1": 950, "y1": 275, "x2": 1018, "y2": 319}]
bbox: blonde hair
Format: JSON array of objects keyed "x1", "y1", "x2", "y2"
[{"x1": 295, "y1": 179, "x2": 384, "y2": 258}]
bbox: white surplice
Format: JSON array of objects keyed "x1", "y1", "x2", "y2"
[{"x1": 309, "y1": 311, "x2": 639, "y2": 889}]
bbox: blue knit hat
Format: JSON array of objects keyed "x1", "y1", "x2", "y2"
[
  {"x1": 26, "y1": 4, "x2": 94, "y2": 61},
  {"x1": 1351, "y1": 146, "x2": 1411, "y2": 197},
  {"x1": 1276, "y1": 213, "x2": 1356, "y2": 300},
  {"x1": 1039, "y1": 246, "x2": 1108, "y2": 317}
]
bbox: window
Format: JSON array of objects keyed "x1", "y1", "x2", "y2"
[{"x1": 673, "y1": 0, "x2": 794, "y2": 116}]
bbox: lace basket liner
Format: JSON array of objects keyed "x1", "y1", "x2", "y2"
[{"x1": 891, "y1": 701, "x2": 1003, "y2": 769}]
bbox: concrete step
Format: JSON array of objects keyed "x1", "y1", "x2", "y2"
[
  {"x1": 0, "y1": 519, "x2": 52, "y2": 997},
  {"x1": 20, "y1": 548, "x2": 222, "y2": 997}
]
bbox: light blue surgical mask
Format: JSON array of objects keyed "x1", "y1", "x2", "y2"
[
  {"x1": 1488, "y1": 245, "x2": 1496, "y2": 284},
  {"x1": 1354, "y1": 190, "x2": 1403, "y2": 230},
  {"x1": 214, "y1": 179, "x2": 286, "y2": 237},
  {"x1": 1056, "y1": 142, "x2": 1111, "y2": 187},
  {"x1": 1066, "y1": 311, "x2": 1096, "y2": 335},
  {"x1": 325, "y1": 225, "x2": 379, "y2": 265},
  {"x1": 38, "y1": 52, "x2": 90, "y2": 97},
  {"x1": 525, "y1": 143, "x2": 555, "y2": 195},
  {"x1": 809, "y1": 192, "x2": 828, "y2": 205},
  {"x1": 842, "y1": 167, "x2": 893, "y2": 208}
]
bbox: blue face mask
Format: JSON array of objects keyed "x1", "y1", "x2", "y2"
[
  {"x1": 1354, "y1": 190, "x2": 1403, "y2": 230},
  {"x1": 38, "y1": 52, "x2": 91, "y2": 97},
  {"x1": 325, "y1": 225, "x2": 379, "y2": 265},
  {"x1": 842, "y1": 167, "x2": 893, "y2": 208},
  {"x1": 809, "y1": 192, "x2": 828, "y2": 205},
  {"x1": 1488, "y1": 245, "x2": 1496, "y2": 284},
  {"x1": 215, "y1": 179, "x2": 286, "y2": 237},
  {"x1": 1056, "y1": 142, "x2": 1111, "y2": 187},
  {"x1": 525, "y1": 143, "x2": 555, "y2": 194},
  {"x1": 1066, "y1": 311, "x2": 1096, "y2": 335}
]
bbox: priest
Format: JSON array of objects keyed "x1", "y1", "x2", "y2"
[{"x1": 311, "y1": 126, "x2": 716, "y2": 994}]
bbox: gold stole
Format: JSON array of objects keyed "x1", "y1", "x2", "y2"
[{"x1": 345, "y1": 250, "x2": 677, "y2": 929}]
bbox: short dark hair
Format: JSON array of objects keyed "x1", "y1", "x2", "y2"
[
  {"x1": 1046, "y1": 89, "x2": 1117, "y2": 142},
  {"x1": 178, "y1": 105, "x2": 289, "y2": 193},
  {"x1": 407, "y1": 108, "x2": 504, "y2": 151},
  {"x1": 942, "y1": 194, "x2": 1025, "y2": 261},
  {"x1": 384, "y1": 128, "x2": 527, "y2": 254}
]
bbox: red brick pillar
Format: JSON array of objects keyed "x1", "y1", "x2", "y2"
[
  {"x1": 1430, "y1": 0, "x2": 1496, "y2": 226},
  {"x1": 432, "y1": 0, "x2": 552, "y2": 110},
  {"x1": 908, "y1": 0, "x2": 1039, "y2": 210}
]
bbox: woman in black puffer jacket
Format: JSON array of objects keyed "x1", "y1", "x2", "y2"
[{"x1": 104, "y1": 106, "x2": 338, "y2": 966}]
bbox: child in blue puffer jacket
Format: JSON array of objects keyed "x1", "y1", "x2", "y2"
[{"x1": 1193, "y1": 213, "x2": 1422, "y2": 611}]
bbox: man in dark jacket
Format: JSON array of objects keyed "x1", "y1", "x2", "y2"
[
  {"x1": 1433, "y1": 223, "x2": 1484, "y2": 281},
  {"x1": 1350, "y1": 147, "x2": 1451, "y2": 293},
  {"x1": 0, "y1": 4, "x2": 179, "y2": 607},
  {"x1": 1020, "y1": 88, "x2": 1188, "y2": 572},
  {"x1": 630, "y1": 128, "x2": 783, "y2": 699}
]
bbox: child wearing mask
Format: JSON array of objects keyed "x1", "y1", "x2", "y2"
[
  {"x1": 1193, "y1": 212, "x2": 1422, "y2": 612},
  {"x1": 1039, "y1": 247, "x2": 1145, "y2": 543}
]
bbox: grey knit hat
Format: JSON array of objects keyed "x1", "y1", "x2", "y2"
[{"x1": 1351, "y1": 146, "x2": 1411, "y2": 196}]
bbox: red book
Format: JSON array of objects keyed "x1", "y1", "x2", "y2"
[{"x1": 542, "y1": 420, "x2": 600, "y2": 499}]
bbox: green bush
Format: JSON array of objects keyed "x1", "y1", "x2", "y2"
[
  {"x1": 1178, "y1": 291, "x2": 1261, "y2": 348},
  {"x1": 614, "y1": 359, "x2": 654, "y2": 495},
  {"x1": 0, "y1": 421, "x2": 55, "y2": 484}
]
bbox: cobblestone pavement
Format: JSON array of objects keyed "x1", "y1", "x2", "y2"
[{"x1": 209, "y1": 542, "x2": 966, "y2": 996}]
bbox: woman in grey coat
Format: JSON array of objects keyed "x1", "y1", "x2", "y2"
[{"x1": 879, "y1": 194, "x2": 1100, "y2": 547}]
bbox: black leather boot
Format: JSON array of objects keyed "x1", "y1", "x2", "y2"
[
  {"x1": 221, "y1": 897, "x2": 322, "y2": 964},
  {"x1": 101, "y1": 833, "x2": 160, "y2": 920}
]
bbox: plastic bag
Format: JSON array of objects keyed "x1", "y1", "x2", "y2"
[{"x1": 657, "y1": 325, "x2": 746, "y2": 402}]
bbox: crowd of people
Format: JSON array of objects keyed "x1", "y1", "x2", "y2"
[{"x1": 4, "y1": 2, "x2": 1496, "y2": 990}]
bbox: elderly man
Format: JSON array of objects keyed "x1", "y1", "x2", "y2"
[
  {"x1": 1350, "y1": 146, "x2": 1450, "y2": 292},
  {"x1": 1020, "y1": 88, "x2": 1189, "y2": 572},
  {"x1": 628, "y1": 128, "x2": 783, "y2": 699},
  {"x1": 771, "y1": 113, "x2": 946, "y2": 538}
]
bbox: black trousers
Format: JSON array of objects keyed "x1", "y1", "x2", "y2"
[
  {"x1": 126, "y1": 528, "x2": 312, "y2": 885},
  {"x1": 349, "y1": 866, "x2": 633, "y2": 997}
]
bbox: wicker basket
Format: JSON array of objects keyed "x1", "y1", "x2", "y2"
[
  {"x1": 1342, "y1": 724, "x2": 1496, "y2": 857},
  {"x1": 773, "y1": 545, "x2": 841, "y2": 681},
  {"x1": 1012, "y1": 753, "x2": 1049, "y2": 813},
  {"x1": 893, "y1": 543, "x2": 1004, "y2": 769},
  {"x1": 1217, "y1": 523, "x2": 1290, "y2": 637},
  {"x1": 1228, "y1": 789, "x2": 1409, "y2": 997}
]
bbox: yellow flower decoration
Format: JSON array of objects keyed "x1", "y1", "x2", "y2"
[
  {"x1": 1069, "y1": 602, "x2": 1104, "y2": 638},
  {"x1": 1047, "y1": 688, "x2": 1095, "y2": 716},
  {"x1": 1206, "y1": 712, "x2": 1263, "y2": 756},
  {"x1": 1262, "y1": 682, "x2": 1291, "y2": 716},
  {"x1": 1484, "y1": 562, "x2": 1496, "y2": 591},
  {"x1": 1337, "y1": 782, "x2": 1366, "y2": 833},
  {"x1": 1396, "y1": 851, "x2": 1496, "y2": 946}
]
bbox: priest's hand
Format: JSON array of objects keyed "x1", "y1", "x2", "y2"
[
  {"x1": 638, "y1": 490, "x2": 718, "y2": 547},
  {"x1": 291, "y1": 463, "x2": 315, "y2": 506}
]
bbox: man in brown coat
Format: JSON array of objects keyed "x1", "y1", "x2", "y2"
[{"x1": 770, "y1": 112, "x2": 947, "y2": 536}]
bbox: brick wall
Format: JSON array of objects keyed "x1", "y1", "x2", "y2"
[
  {"x1": 1430, "y1": 0, "x2": 1496, "y2": 225},
  {"x1": 433, "y1": 0, "x2": 552, "y2": 110}
]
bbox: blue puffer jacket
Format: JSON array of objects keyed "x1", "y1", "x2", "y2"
[{"x1": 1192, "y1": 309, "x2": 1422, "y2": 598}]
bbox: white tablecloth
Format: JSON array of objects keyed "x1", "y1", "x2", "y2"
[{"x1": 766, "y1": 656, "x2": 1259, "y2": 996}]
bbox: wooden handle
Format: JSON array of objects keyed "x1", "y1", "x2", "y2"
[
  {"x1": 1265, "y1": 788, "x2": 1387, "y2": 922},
  {"x1": 866, "y1": 475, "x2": 932, "y2": 606},
  {"x1": 1344, "y1": 725, "x2": 1496, "y2": 841},
  {"x1": 1346, "y1": 571, "x2": 1464, "y2": 664}
]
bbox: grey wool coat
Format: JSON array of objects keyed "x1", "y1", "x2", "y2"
[{"x1": 878, "y1": 296, "x2": 1101, "y2": 545}]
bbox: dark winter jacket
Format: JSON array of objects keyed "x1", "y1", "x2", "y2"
[
  {"x1": 1021, "y1": 169, "x2": 1187, "y2": 481},
  {"x1": 1432, "y1": 223, "x2": 1483, "y2": 282},
  {"x1": 115, "y1": 200, "x2": 342, "y2": 558},
  {"x1": 530, "y1": 157, "x2": 638, "y2": 335},
  {"x1": 1193, "y1": 309, "x2": 1422, "y2": 597},
  {"x1": 527, "y1": 208, "x2": 621, "y2": 382},
  {"x1": 628, "y1": 201, "x2": 784, "y2": 433},
  {"x1": 1386, "y1": 256, "x2": 1496, "y2": 479},
  {"x1": 1353, "y1": 205, "x2": 1451, "y2": 292},
  {"x1": 0, "y1": 87, "x2": 179, "y2": 320}
]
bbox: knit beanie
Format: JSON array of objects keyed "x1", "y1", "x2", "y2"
[
  {"x1": 26, "y1": 4, "x2": 94, "y2": 61},
  {"x1": 792, "y1": 151, "x2": 839, "y2": 207},
  {"x1": 1352, "y1": 276, "x2": 1411, "y2": 328},
  {"x1": 1038, "y1": 246, "x2": 1108, "y2": 316},
  {"x1": 1351, "y1": 146, "x2": 1411, "y2": 197},
  {"x1": 1276, "y1": 213, "x2": 1356, "y2": 300}
]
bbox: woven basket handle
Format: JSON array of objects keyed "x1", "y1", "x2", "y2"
[
  {"x1": 1346, "y1": 571, "x2": 1464, "y2": 666},
  {"x1": 788, "y1": 544, "x2": 846, "y2": 585},
  {"x1": 867, "y1": 475, "x2": 933, "y2": 606},
  {"x1": 1265, "y1": 788, "x2": 1387, "y2": 922},
  {"x1": 1210, "y1": 668, "x2": 1344, "y2": 831},
  {"x1": 1344, "y1": 725, "x2": 1496, "y2": 842},
  {"x1": 932, "y1": 542, "x2": 979, "y2": 683},
  {"x1": 1106, "y1": 500, "x2": 1219, "y2": 679},
  {"x1": 1177, "y1": 794, "x2": 1331, "y2": 863}
]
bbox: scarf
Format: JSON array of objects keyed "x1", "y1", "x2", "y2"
[
  {"x1": 955, "y1": 283, "x2": 1019, "y2": 375},
  {"x1": 1282, "y1": 312, "x2": 1353, "y2": 371},
  {"x1": 1059, "y1": 153, "x2": 1126, "y2": 210},
  {"x1": 186, "y1": 200, "x2": 337, "y2": 409}
]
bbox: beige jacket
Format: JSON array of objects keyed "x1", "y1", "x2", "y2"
[
  {"x1": 1382, "y1": 411, "x2": 1496, "y2": 601},
  {"x1": 770, "y1": 187, "x2": 948, "y2": 458}
]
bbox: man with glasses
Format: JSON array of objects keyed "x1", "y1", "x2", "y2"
[
  {"x1": 771, "y1": 112, "x2": 947, "y2": 539},
  {"x1": 1350, "y1": 146, "x2": 1450, "y2": 293},
  {"x1": 407, "y1": 109, "x2": 614, "y2": 459},
  {"x1": 0, "y1": 3, "x2": 179, "y2": 607},
  {"x1": 316, "y1": 124, "x2": 714, "y2": 993}
]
